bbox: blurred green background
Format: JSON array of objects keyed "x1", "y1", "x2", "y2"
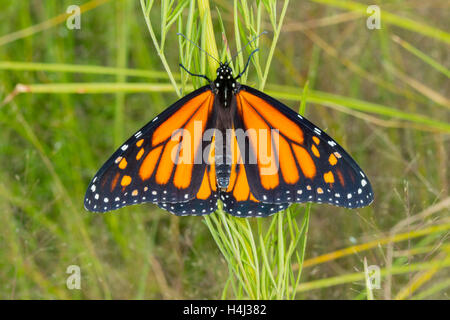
[{"x1": 0, "y1": 0, "x2": 449, "y2": 299}]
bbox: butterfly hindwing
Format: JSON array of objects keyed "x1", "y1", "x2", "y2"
[
  {"x1": 84, "y1": 86, "x2": 216, "y2": 213},
  {"x1": 233, "y1": 85, "x2": 373, "y2": 209},
  {"x1": 217, "y1": 128, "x2": 289, "y2": 217},
  {"x1": 159, "y1": 138, "x2": 219, "y2": 216}
]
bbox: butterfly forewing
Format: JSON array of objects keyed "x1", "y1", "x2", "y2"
[
  {"x1": 84, "y1": 86, "x2": 216, "y2": 213},
  {"x1": 232, "y1": 85, "x2": 373, "y2": 209}
]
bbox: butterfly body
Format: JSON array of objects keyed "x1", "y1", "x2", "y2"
[
  {"x1": 84, "y1": 62, "x2": 373, "y2": 217},
  {"x1": 212, "y1": 64, "x2": 239, "y2": 190}
]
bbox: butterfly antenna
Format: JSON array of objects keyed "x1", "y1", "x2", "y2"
[
  {"x1": 179, "y1": 63, "x2": 211, "y2": 83},
  {"x1": 177, "y1": 33, "x2": 221, "y2": 65},
  {"x1": 235, "y1": 48, "x2": 259, "y2": 80},
  {"x1": 229, "y1": 30, "x2": 267, "y2": 63}
]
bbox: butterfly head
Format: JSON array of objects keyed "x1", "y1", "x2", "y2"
[
  {"x1": 215, "y1": 64, "x2": 234, "y2": 81},
  {"x1": 214, "y1": 63, "x2": 237, "y2": 90}
]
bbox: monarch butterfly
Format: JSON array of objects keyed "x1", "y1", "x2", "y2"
[{"x1": 84, "y1": 35, "x2": 373, "y2": 217}]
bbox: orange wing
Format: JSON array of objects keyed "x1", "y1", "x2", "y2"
[
  {"x1": 231, "y1": 85, "x2": 373, "y2": 209},
  {"x1": 160, "y1": 129, "x2": 218, "y2": 215},
  {"x1": 84, "y1": 86, "x2": 218, "y2": 214},
  {"x1": 219, "y1": 128, "x2": 290, "y2": 217}
]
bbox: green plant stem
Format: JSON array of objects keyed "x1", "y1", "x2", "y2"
[
  {"x1": 260, "y1": 0, "x2": 289, "y2": 90},
  {"x1": 296, "y1": 257, "x2": 450, "y2": 293},
  {"x1": 198, "y1": 0, "x2": 219, "y2": 78},
  {"x1": 0, "y1": 61, "x2": 173, "y2": 79},
  {"x1": 7, "y1": 81, "x2": 448, "y2": 133},
  {"x1": 311, "y1": 0, "x2": 450, "y2": 44},
  {"x1": 391, "y1": 35, "x2": 450, "y2": 78},
  {"x1": 140, "y1": 0, "x2": 180, "y2": 96}
]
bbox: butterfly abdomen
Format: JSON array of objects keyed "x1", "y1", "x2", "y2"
[
  {"x1": 216, "y1": 163, "x2": 231, "y2": 189},
  {"x1": 214, "y1": 127, "x2": 232, "y2": 189}
]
